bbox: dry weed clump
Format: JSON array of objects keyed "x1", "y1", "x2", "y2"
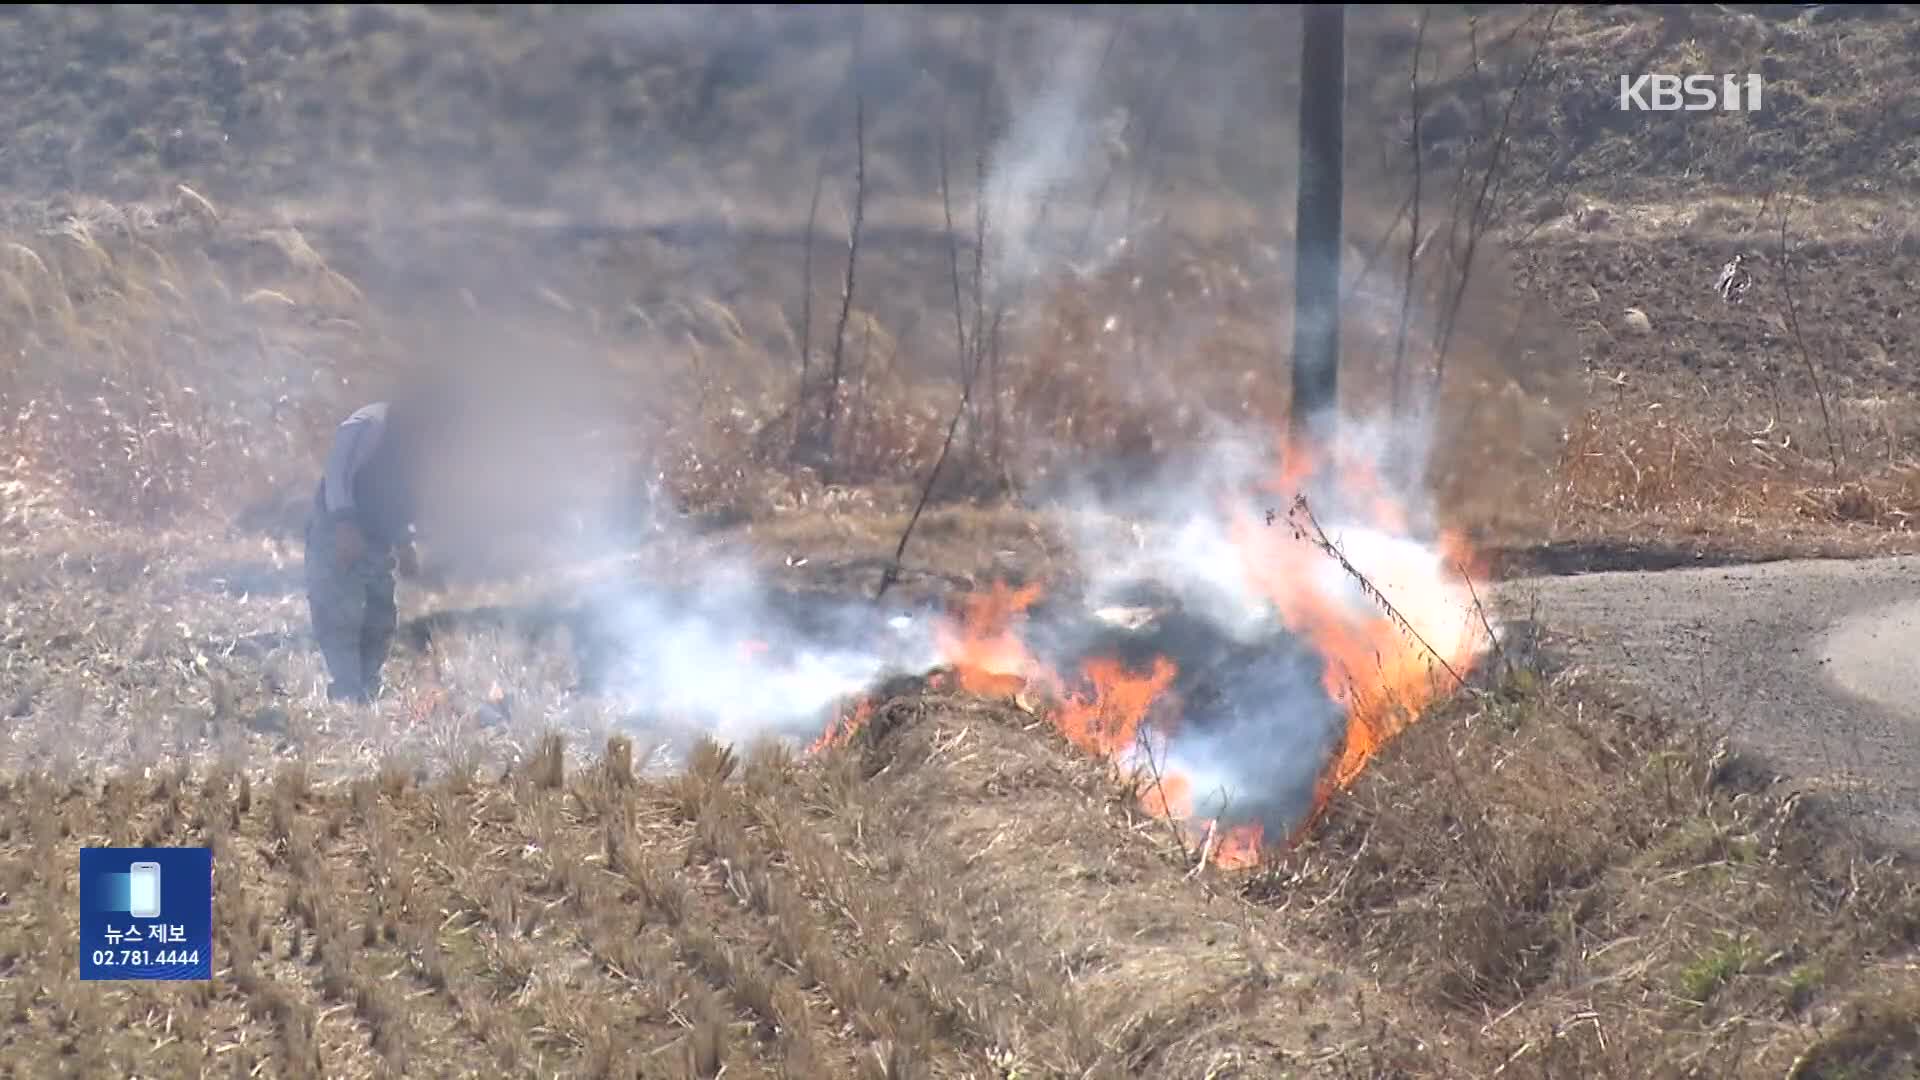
[
  {"x1": 1553, "y1": 378, "x2": 1920, "y2": 554},
  {"x1": 1, "y1": 172, "x2": 1857, "y2": 568},
  {"x1": 0, "y1": 198, "x2": 382, "y2": 529},
  {"x1": 1260, "y1": 663, "x2": 1920, "y2": 1078}
]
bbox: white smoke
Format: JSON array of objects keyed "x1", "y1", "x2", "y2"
[
  {"x1": 585, "y1": 548, "x2": 939, "y2": 748},
  {"x1": 981, "y1": 25, "x2": 1132, "y2": 302},
  {"x1": 548, "y1": 15, "x2": 1158, "y2": 761},
  {"x1": 494, "y1": 7, "x2": 1474, "y2": 831},
  {"x1": 1041, "y1": 408, "x2": 1485, "y2": 831}
]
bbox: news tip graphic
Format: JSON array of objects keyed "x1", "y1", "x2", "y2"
[{"x1": 79, "y1": 847, "x2": 213, "y2": 981}]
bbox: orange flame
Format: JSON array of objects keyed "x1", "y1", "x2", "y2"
[
  {"x1": 1054, "y1": 656, "x2": 1178, "y2": 758},
  {"x1": 810, "y1": 429, "x2": 1494, "y2": 869},
  {"x1": 807, "y1": 697, "x2": 875, "y2": 756},
  {"x1": 1213, "y1": 825, "x2": 1265, "y2": 870},
  {"x1": 931, "y1": 581, "x2": 1048, "y2": 697},
  {"x1": 1137, "y1": 770, "x2": 1190, "y2": 820},
  {"x1": 1231, "y1": 437, "x2": 1492, "y2": 827},
  {"x1": 925, "y1": 589, "x2": 1271, "y2": 868}
]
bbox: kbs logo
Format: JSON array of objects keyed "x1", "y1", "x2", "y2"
[{"x1": 1618, "y1": 74, "x2": 1764, "y2": 112}]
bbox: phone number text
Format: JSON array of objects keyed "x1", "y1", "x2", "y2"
[{"x1": 89, "y1": 949, "x2": 201, "y2": 967}]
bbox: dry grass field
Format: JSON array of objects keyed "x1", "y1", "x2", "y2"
[{"x1": 2, "y1": 4, "x2": 1919, "y2": 1078}]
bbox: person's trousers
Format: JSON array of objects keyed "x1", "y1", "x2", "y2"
[{"x1": 303, "y1": 514, "x2": 398, "y2": 703}]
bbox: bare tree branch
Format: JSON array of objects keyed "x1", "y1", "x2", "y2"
[
  {"x1": 792, "y1": 159, "x2": 826, "y2": 457},
  {"x1": 1776, "y1": 199, "x2": 1844, "y2": 474},
  {"x1": 937, "y1": 89, "x2": 970, "y2": 377},
  {"x1": 1430, "y1": 5, "x2": 1560, "y2": 396},
  {"x1": 1282, "y1": 494, "x2": 1469, "y2": 691},
  {"x1": 1391, "y1": 6, "x2": 1431, "y2": 419},
  {"x1": 876, "y1": 59, "x2": 995, "y2": 603},
  {"x1": 816, "y1": 78, "x2": 867, "y2": 480}
]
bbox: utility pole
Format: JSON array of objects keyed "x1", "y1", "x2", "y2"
[{"x1": 1290, "y1": 4, "x2": 1345, "y2": 444}]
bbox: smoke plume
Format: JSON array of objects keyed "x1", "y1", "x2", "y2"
[
  {"x1": 1036, "y1": 408, "x2": 1483, "y2": 834},
  {"x1": 585, "y1": 553, "x2": 940, "y2": 747}
]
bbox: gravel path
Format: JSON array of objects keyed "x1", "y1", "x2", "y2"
[{"x1": 1498, "y1": 555, "x2": 1920, "y2": 846}]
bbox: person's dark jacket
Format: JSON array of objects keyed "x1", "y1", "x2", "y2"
[{"x1": 312, "y1": 402, "x2": 423, "y2": 550}]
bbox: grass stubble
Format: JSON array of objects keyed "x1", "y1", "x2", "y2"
[{"x1": 2, "y1": 5, "x2": 1919, "y2": 1079}]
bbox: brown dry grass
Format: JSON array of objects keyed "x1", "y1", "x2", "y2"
[
  {"x1": 5, "y1": 183, "x2": 1912, "y2": 584},
  {"x1": 3, "y1": 10, "x2": 1915, "y2": 567},
  {"x1": 0, "y1": 686, "x2": 1380, "y2": 1079},
  {"x1": 1262, "y1": 662, "x2": 1920, "y2": 1078},
  {"x1": 4, "y1": 6, "x2": 1920, "y2": 1078},
  {"x1": 5, "y1": 657, "x2": 1916, "y2": 1078},
  {"x1": 1547, "y1": 375, "x2": 1920, "y2": 561}
]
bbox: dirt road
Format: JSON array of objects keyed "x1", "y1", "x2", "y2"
[{"x1": 1499, "y1": 555, "x2": 1920, "y2": 846}]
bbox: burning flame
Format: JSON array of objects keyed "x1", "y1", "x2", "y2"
[
  {"x1": 931, "y1": 581, "x2": 1048, "y2": 696},
  {"x1": 1054, "y1": 655, "x2": 1177, "y2": 758},
  {"x1": 927, "y1": 588, "x2": 1274, "y2": 869},
  {"x1": 808, "y1": 697, "x2": 874, "y2": 756},
  {"x1": 809, "y1": 431, "x2": 1495, "y2": 870},
  {"x1": 1239, "y1": 439, "x2": 1492, "y2": 840}
]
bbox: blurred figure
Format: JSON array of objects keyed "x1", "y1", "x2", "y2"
[
  {"x1": 303, "y1": 397, "x2": 433, "y2": 703},
  {"x1": 1715, "y1": 253, "x2": 1753, "y2": 304}
]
